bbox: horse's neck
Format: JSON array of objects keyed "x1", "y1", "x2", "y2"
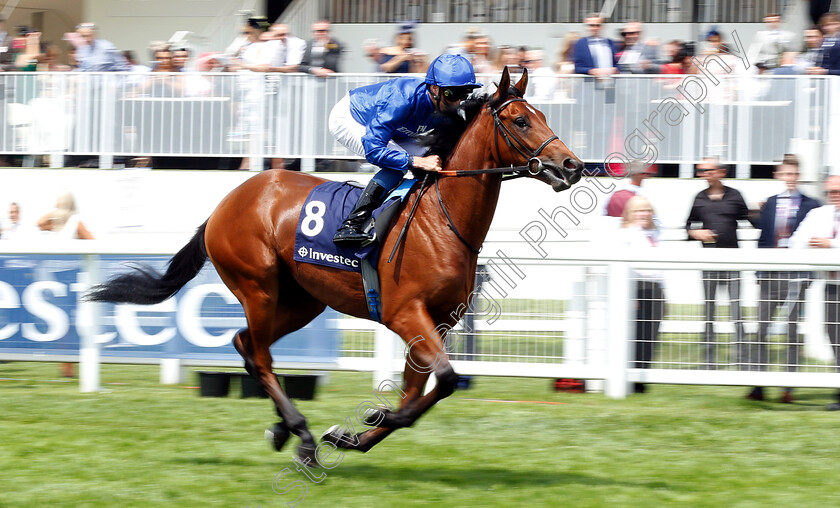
[{"x1": 438, "y1": 151, "x2": 503, "y2": 247}]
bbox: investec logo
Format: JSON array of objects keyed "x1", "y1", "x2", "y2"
[{"x1": 298, "y1": 246, "x2": 359, "y2": 268}]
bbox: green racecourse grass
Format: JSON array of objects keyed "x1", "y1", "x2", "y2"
[{"x1": 3, "y1": 363, "x2": 840, "y2": 508}]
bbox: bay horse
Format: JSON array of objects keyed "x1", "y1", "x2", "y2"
[{"x1": 88, "y1": 67, "x2": 583, "y2": 463}]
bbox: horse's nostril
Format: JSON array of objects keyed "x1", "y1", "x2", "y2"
[{"x1": 563, "y1": 158, "x2": 581, "y2": 171}]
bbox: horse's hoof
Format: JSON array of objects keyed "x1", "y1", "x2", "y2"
[
  {"x1": 298, "y1": 444, "x2": 317, "y2": 465},
  {"x1": 265, "y1": 421, "x2": 290, "y2": 452},
  {"x1": 361, "y1": 404, "x2": 391, "y2": 427},
  {"x1": 321, "y1": 424, "x2": 360, "y2": 449}
]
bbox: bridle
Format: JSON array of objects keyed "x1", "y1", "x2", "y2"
[
  {"x1": 437, "y1": 96, "x2": 559, "y2": 179},
  {"x1": 490, "y1": 97, "x2": 558, "y2": 177},
  {"x1": 392, "y1": 94, "x2": 565, "y2": 259}
]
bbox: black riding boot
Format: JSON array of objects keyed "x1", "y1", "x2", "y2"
[{"x1": 333, "y1": 180, "x2": 388, "y2": 246}]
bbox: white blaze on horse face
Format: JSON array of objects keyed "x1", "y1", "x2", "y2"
[{"x1": 525, "y1": 105, "x2": 537, "y2": 115}]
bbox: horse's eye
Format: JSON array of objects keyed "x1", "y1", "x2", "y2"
[{"x1": 514, "y1": 117, "x2": 528, "y2": 128}]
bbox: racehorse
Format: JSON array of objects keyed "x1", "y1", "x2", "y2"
[{"x1": 87, "y1": 67, "x2": 584, "y2": 463}]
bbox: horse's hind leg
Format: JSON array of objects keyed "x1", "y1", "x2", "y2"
[
  {"x1": 252, "y1": 290, "x2": 326, "y2": 462},
  {"x1": 221, "y1": 264, "x2": 325, "y2": 462}
]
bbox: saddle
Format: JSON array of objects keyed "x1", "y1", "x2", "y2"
[{"x1": 293, "y1": 179, "x2": 417, "y2": 321}]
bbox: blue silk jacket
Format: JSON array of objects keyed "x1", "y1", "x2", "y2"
[{"x1": 349, "y1": 77, "x2": 441, "y2": 172}]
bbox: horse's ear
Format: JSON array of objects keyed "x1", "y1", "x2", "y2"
[
  {"x1": 495, "y1": 66, "x2": 511, "y2": 99},
  {"x1": 515, "y1": 67, "x2": 529, "y2": 95}
]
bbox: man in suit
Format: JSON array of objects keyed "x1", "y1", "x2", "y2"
[
  {"x1": 298, "y1": 20, "x2": 343, "y2": 77},
  {"x1": 617, "y1": 21, "x2": 660, "y2": 73},
  {"x1": 816, "y1": 13, "x2": 840, "y2": 75},
  {"x1": 573, "y1": 13, "x2": 618, "y2": 76},
  {"x1": 747, "y1": 155, "x2": 821, "y2": 403},
  {"x1": 797, "y1": 27, "x2": 825, "y2": 74},
  {"x1": 749, "y1": 13, "x2": 796, "y2": 71}
]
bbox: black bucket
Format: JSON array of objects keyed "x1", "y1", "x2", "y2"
[
  {"x1": 197, "y1": 371, "x2": 231, "y2": 397},
  {"x1": 283, "y1": 374, "x2": 318, "y2": 400},
  {"x1": 240, "y1": 374, "x2": 269, "y2": 398}
]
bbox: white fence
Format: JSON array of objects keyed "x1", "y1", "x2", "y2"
[
  {"x1": 0, "y1": 72, "x2": 836, "y2": 174},
  {"x1": 2, "y1": 241, "x2": 840, "y2": 399}
]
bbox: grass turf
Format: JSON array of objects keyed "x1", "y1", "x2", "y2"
[{"x1": 2, "y1": 362, "x2": 840, "y2": 507}]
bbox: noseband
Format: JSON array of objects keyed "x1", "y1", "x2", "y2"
[{"x1": 490, "y1": 97, "x2": 558, "y2": 176}]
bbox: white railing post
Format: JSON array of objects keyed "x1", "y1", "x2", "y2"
[
  {"x1": 373, "y1": 327, "x2": 402, "y2": 390},
  {"x1": 99, "y1": 74, "x2": 116, "y2": 169},
  {"x1": 77, "y1": 254, "x2": 101, "y2": 392},
  {"x1": 605, "y1": 261, "x2": 632, "y2": 399},
  {"x1": 160, "y1": 358, "x2": 184, "y2": 384},
  {"x1": 249, "y1": 73, "x2": 266, "y2": 172}
]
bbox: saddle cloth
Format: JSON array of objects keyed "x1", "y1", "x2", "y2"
[{"x1": 293, "y1": 180, "x2": 416, "y2": 272}]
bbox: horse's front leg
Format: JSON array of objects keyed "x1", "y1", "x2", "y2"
[{"x1": 322, "y1": 306, "x2": 458, "y2": 452}]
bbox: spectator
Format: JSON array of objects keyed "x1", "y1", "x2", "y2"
[
  {"x1": 492, "y1": 45, "x2": 522, "y2": 74},
  {"x1": 661, "y1": 41, "x2": 695, "y2": 74},
  {"x1": 617, "y1": 20, "x2": 660, "y2": 73},
  {"x1": 267, "y1": 23, "x2": 306, "y2": 72},
  {"x1": 1, "y1": 202, "x2": 27, "y2": 240},
  {"x1": 362, "y1": 38, "x2": 384, "y2": 71},
  {"x1": 134, "y1": 48, "x2": 185, "y2": 97},
  {"x1": 617, "y1": 195, "x2": 665, "y2": 393},
  {"x1": 788, "y1": 175, "x2": 840, "y2": 410},
  {"x1": 0, "y1": 16, "x2": 14, "y2": 71},
  {"x1": 379, "y1": 23, "x2": 416, "y2": 73},
  {"x1": 818, "y1": 12, "x2": 840, "y2": 75},
  {"x1": 554, "y1": 32, "x2": 580, "y2": 74},
  {"x1": 686, "y1": 157, "x2": 754, "y2": 369},
  {"x1": 797, "y1": 27, "x2": 825, "y2": 74},
  {"x1": 604, "y1": 160, "x2": 657, "y2": 217},
  {"x1": 226, "y1": 16, "x2": 269, "y2": 59},
  {"x1": 573, "y1": 13, "x2": 618, "y2": 77},
  {"x1": 36, "y1": 192, "x2": 94, "y2": 239},
  {"x1": 298, "y1": 20, "x2": 343, "y2": 77},
  {"x1": 747, "y1": 154, "x2": 821, "y2": 403},
  {"x1": 233, "y1": 23, "x2": 275, "y2": 72},
  {"x1": 702, "y1": 28, "x2": 726, "y2": 56},
  {"x1": 522, "y1": 49, "x2": 555, "y2": 101},
  {"x1": 470, "y1": 34, "x2": 494, "y2": 74},
  {"x1": 73, "y1": 22, "x2": 129, "y2": 72},
  {"x1": 13, "y1": 29, "x2": 43, "y2": 71},
  {"x1": 172, "y1": 47, "x2": 191, "y2": 72},
  {"x1": 749, "y1": 12, "x2": 796, "y2": 71}
]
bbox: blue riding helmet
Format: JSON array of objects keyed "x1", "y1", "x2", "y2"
[{"x1": 424, "y1": 54, "x2": 482, "y2": 89}]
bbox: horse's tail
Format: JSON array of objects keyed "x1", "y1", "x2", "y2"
[{"x1": 86, "y1": 222, "x2": 208, "y2": 304}]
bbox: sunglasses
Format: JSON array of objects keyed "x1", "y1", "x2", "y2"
[{"x1": 442, "y1": 88, "x2": 471, "y2": 101}]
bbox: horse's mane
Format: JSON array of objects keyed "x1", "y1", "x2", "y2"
[{"x1": 418, "y1": 85, "x2": 523, "y2": 164}]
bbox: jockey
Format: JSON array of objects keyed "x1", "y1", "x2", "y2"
[{"x1": 328, "y1": 53, "x2": 482, "y2": 246}]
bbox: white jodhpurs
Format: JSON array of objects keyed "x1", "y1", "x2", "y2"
[{"x1": 328, "y1": 92, "x2": 427, "y2": 159}]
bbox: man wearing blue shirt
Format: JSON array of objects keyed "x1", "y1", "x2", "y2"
[
  {"x1": 74, "y1": 22, "x2": 128, "y2": 72},
  {"x1": 328, "y1": 53, "x2": 482, "y2": 245}
]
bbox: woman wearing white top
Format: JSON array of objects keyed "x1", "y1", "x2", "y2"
[
  {"x1": 36, "y1": 191, "x2": 94, "y2": 239},
  {"x1": 618, "y1": 196, "x2": 665, "y2": 393}
]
